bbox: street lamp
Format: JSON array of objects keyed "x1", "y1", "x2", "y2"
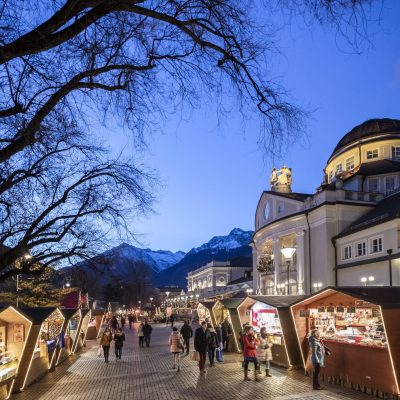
[
  {"x1": 361, "y1": 277, "x2": 367, "y2": 286},
  {"x1": 280, "y1": 247, "x2": 296, "y2": 295},
  {"x1": 246, "y1": 288, "x2": 253, "y2": 296}
]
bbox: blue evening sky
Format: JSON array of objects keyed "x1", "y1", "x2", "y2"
[{"x1": 109, "y1": 1, "x2": 400, "y2": 253}]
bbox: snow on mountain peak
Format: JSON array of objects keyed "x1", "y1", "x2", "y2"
[{"x1": 190, "y1": 228, "x2": 253, "y2": 254}]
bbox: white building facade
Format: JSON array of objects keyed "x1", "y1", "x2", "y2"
[
  {"x1": 253, "y1": 118, "x2": 400, "y2": 295},
  {"x1": 187, "y1": 258, "x2": 252, "y2": 299}
]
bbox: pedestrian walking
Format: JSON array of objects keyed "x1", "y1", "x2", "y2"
[
  {"x1": 100, "y1": 327, "x2": 112, "y2": 363},
  {"x1": 169, "y1": 327, "x2": 184, "y2": 371},
  {"x1": 128, "y1": 314, "x2": 134, "y2": 329},
  {"x1": 215, "y1": 324, "x2": 223, "y2": 349},
  {"x1": 308, "y1": 328, "x2": 326, "y2": 390},
  {"x1": 194, "y1": 321, "x2": 209, "y2": 373},
  {"x1": 221, "y1": 318, "x2": 232, "y2": 352},
  {"x1": 257, "y1": 327, "x2": 273, "y2": 377},
  {"x1": 138, "y1": 322, "x2": 145, "y2": 347},
  {"x1": 180, "y1": 320, "x2": 193, "y2": 355},
  {"x1": 110, "y1": 315, "x2": 118, "y2": 333},
  {"x1": 114, "y1": 327, "x2": 126, "y2": 360},
  {"x1": 242, "y1": 326, "x2": 260, "y2": 381},
  {"x1": 170, "y1": 314, "x2": 175, "y2": 327},
  {"x1": 207, "y1": 324, "x2": 218, "y2": 367},
  {"x1": 121, "y1": 316, "x2": 126, "y2": 330},
  {"x1": 143, "y1": 321, "x2": 153, "y2": 347}
]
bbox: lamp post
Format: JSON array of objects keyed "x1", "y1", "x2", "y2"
[
  {"x1": 280, "y1": 247, "x2": 296, "y2": 295},
  {"x1": 387, "y1": 249, "x2": 393, "y2": 286}
]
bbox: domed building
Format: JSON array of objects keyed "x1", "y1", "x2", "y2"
[{"x1": 252, "y1": 118, "x2": 400, "y2": 295}]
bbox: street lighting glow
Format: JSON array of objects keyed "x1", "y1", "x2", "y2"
[
  {"x1": 280, "y1": 247, "x2": 296, "y2": 259},
  {"x1": 368, "y1": 276, "x2": 375, "y2": 282}
]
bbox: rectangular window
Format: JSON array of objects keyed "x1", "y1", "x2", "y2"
[
  {"x1": 355, "y1": 242, "x2": 366, "y2": 257},
  {"x1": 345, "y1": 156, "x2": 355, "y2": 171},
  {"x1": 366, "y1": 149, "x2": 379, "y2": 160},
  {"x1": 370, "y1": 237, "x2": 383, "y2": 254},
  {"x1": 392, "y1": 146, "x2": 400, "y2": 160},
  {"x1": 368, "y1": 178, "x2": 379, "y2": 192},
  {"x1": 342, "y1": 245, "x2": 352, "y2": 260},
  {"x1": 336, "y1": 164, "x2": 342, "y2": 175},
  {"x1": 385, "y1": 176, "x2": 396, "y2": 193}
]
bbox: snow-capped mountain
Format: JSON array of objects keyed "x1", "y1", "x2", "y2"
[
  {"x1": 155, "y1": 228, "x2": 253, "y2": 287},
  {"x1": 103, "y1": 243, "x2": 185, "y2": 272},
  {"x1": 190, "y1": 228, "x2": 253, "y2": 254}
]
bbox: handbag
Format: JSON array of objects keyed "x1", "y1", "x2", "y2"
[
  {"x1": 191, "y1": 351, "x2": 200, "y2": 361},
  {"x1": 97, "y1": 346, "x2": 102, "y2": 357},
  {"x1": 305, "y1": 352, "x2": 314, "y2": 374}
]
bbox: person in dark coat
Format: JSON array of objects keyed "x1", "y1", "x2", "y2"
[
  {"x1": 114, "y1": 327, "x2": 126, "y2": 360},
  {"x1": 110, "y1": 315, "x2": 118, "y2": 333},
  {"x1": 207, "y1": 324, "x2": 218, "y2": 367},
  {"x1": 194, "y1": 321, "x2": 209, "y2": 373},
  {"x1": 180, "y1": 320, "x2": 193, "y2": 355},
  {"x1": 170, "y1": 314, "x2": 175, "y2": 327},
  {"x1": 221, "y1": 318, "x2": 232, "y2": 352},
  {"x1": 142, "y1": 321, "x2": 153, "y2": 347},
  {"x1": 121, "y1": 316, "x2": 126, "y2": 330},
  {"x1": 128, "y1": 314, "x2": 134, "y2": 329}
]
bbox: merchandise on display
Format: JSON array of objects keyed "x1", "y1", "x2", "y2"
[{"x1": 307, "y1": 301, "x2": 386, "y2": 347}]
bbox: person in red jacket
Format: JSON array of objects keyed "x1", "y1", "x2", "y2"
[{"x1": 242, "y1": 326, "x2": 261, "y2": 381}]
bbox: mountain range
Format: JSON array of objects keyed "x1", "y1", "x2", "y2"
[{"x1": 70, "y1": 228, "x2": 253, "y2": 289}]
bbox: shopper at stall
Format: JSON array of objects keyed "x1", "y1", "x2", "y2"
[
  {"x1": 194, "y1": 321, "x2": 209, "y2": 373},
  {"x1": 114, "y1": 327, "x2": 126, "y2": 360},
  {"x1": 242, "y1": 326, "x2": 260, "y2": 381},
  {"x1": 143, "y1": 321, "x2": 153, "y2": 347},
  {"x1": 222, "y1": 318, "x2": 232, "y2": 352},
  {"x1": 309, "y1": 328, "x2": 325, "y2": 390},
  {"x1": 207, "y1": 324, "x2": 218, "y2": 367},
  {"x1": 100, "y1": 327, "x2": 112, "y2": 363},
  {"x1": 138, "y1": 322, "x2": 145, "y2": 347},
  {"x1": 180, "y1": 320, "x2": 193, "y2": 355},
  {"x1": 169, "y1": 326, "x2": 184, "y2": 371},
  {"x1": 257, "y1": 327, "x2": 273, "y2": 377}
]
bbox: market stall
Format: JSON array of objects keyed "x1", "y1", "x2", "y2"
[
  {"x1": 13, "y1": 307, "x2": 64, "y2": 392},
  {"x1": 291, "y1": 287, "x2": 400, "y2": 397},
  {"x1": 0, "y1": 306, "x2": 32, "y2": 400},
  {"x1": 55, "y1": 308, "x2": 80, "y2": 367},
  {"x1": 197, "y1": 302, "x2": 215, "y2": 325},
  {"x1": 212, "y1": 298, "x2": 243, "y2": 353},
  {"x1": 72, "y1": 309, "x2": 91, "y2": 353},
  {"x1": 85, "y1": 309, "x2": 105, "y2": 341},
  {"x1": 238, "y1": 295, "x2": 305, "y2": 368}
]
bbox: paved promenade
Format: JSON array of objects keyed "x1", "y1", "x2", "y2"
[{"x1": 13, "y1": 323, "x2": 374, "y2": 400}]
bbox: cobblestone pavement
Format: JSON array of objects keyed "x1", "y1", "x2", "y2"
[{"x1": 13, "y1": 323, "x2": 374, "y2": 400}]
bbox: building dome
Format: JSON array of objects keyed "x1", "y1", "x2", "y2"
[{"x1": 329, "y1": 118, "x2": 400, "y2": 161}]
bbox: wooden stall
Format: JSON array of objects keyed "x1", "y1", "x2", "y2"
[
  {"x1": 85, "y1": 309, "x2": 105, "y2": 341},
  {"x1": 0, "y1": 306, "x2": 32, "y2": 400},
  {"x1": 291, "y1": 287, "x2": 400, "y2": 397},
  {"x1": 238, "y1": 295, "x2": 305, "y2": 368},
  {"x1": 212, "y1": 298, "x2": 243, "y2": 353},
  {"x1": 197, "y1": 302, "x2": 215, "y2": 326},
  {"x1": 13, "y1": 308, "x2": 64, "y2": 392},
  {"x1": 54, "y1": 308, "x2": 80, "y2": 367},
  {"x1": 72, "y1": 309, "x2": 91, "y2": 353}
]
